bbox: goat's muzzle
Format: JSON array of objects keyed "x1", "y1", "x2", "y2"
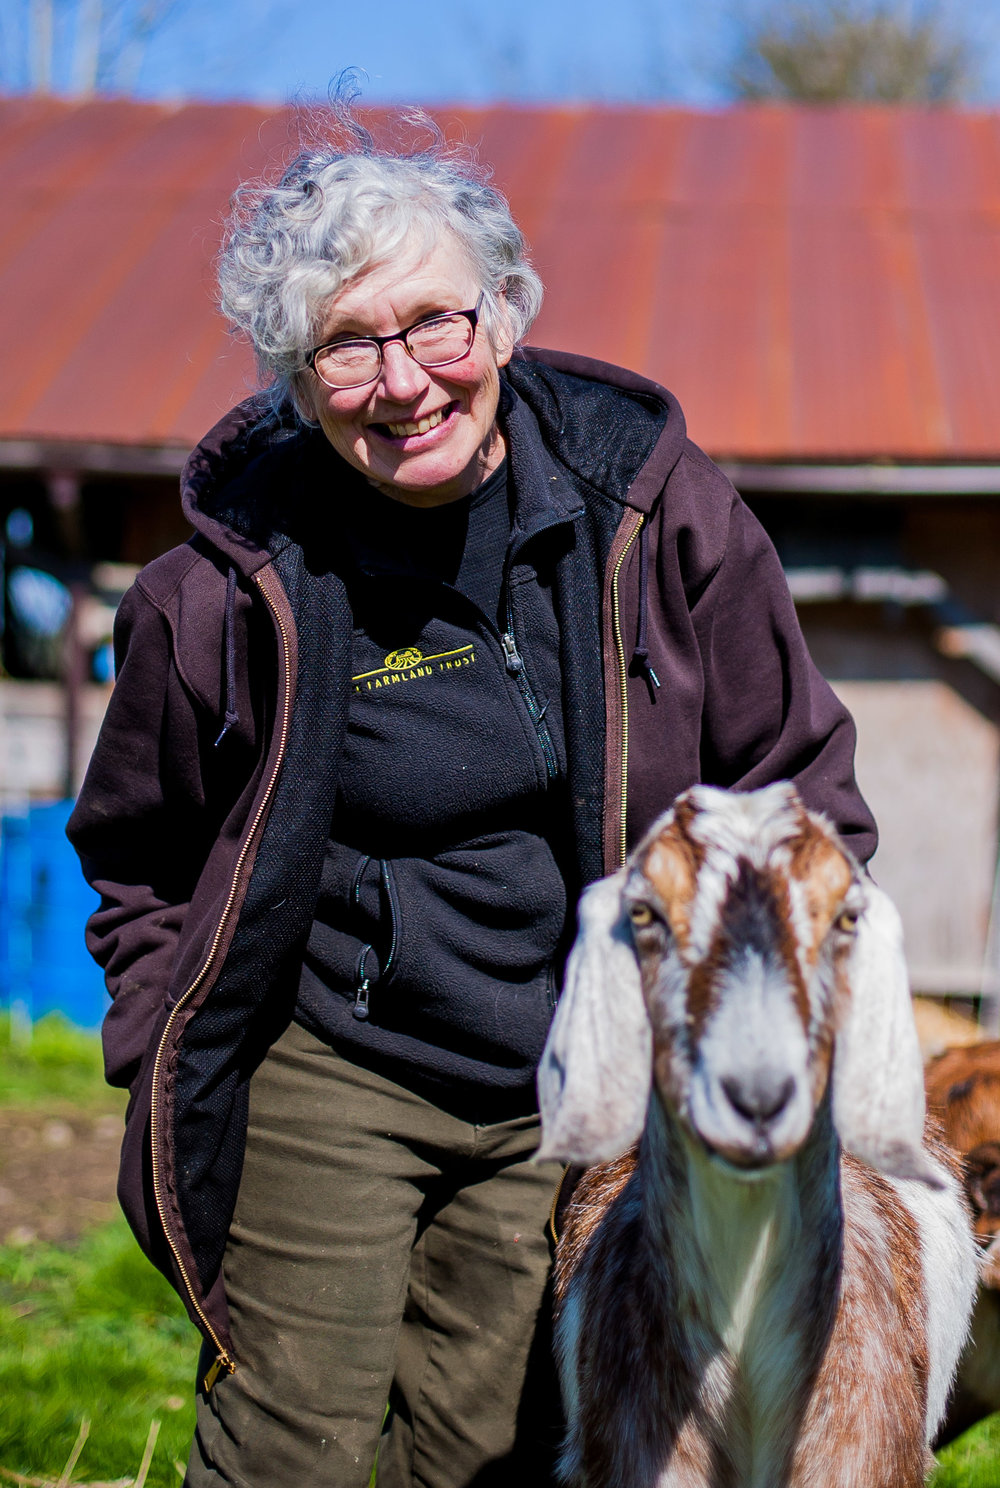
[
  {"x1": 672, "y1": 1049, "x2": 816, "y2": 1175},
  {"x1": 703, "y1": 1072, "x2": 797, "y2": 1170}
]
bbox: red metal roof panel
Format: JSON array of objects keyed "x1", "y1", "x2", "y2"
[{"x1": 3, "y1": 98, "x2": 1000, "y2": 461}]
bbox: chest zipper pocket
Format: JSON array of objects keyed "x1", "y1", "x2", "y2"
[
  {"x1": 502, "y1": 587, "x2": 559, "y2": 782},
  {"x1": 350, "y1": 857, "x2": 400, "y2": 1021}
]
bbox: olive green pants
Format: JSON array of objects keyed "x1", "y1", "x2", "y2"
[{"x1": 185, "y1": 1022, "x2": 564, "y2": 1488}]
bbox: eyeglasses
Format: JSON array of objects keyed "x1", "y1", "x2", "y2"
[{"x1": 307, "y1": 292, "x2": 485, "y2": 390}]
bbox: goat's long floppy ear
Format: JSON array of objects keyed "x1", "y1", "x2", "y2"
[
  {"x1": 833, "y1": 881, "x2": 941, "y2": 1187},
  {"x1": 536, "y1": 869, "x2": 651, "y2": 1165}
]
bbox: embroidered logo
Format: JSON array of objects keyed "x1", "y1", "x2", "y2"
[
  {"x1": 384, "y1": 647, "x2": 423, "y2": 670},
  {"x1": 352, "y1": 644, "x2": 476, "y2": 693}
]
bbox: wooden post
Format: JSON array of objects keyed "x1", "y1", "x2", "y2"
[
  {"x1": 63, "y1": 582, "x2": 87, "y2": 800},
  {"x1": 46, "y1": 469, "x2": 86, "y2": 800}
]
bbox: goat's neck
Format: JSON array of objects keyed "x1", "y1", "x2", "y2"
[{"x1": 639, "y1": 1091, "x2": 842, "y2": 1359}]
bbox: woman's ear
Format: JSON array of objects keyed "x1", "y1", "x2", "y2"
[
  {"x1": 832, "y1": 880, "x2": 941, "y2": 1186},
  {"x1": 290, "y1": 370, "x2": 320, "y2": 426},
  {"x1": 490, "y1": 287, "x2": 515, "y2": 369},
  {"x1": 536, "y1": 870, "x2": 652, "y2": 1166}
]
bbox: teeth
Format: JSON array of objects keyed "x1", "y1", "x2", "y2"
[{"x1": 386, "y1": 407, "x2": 446, "y2": 438}]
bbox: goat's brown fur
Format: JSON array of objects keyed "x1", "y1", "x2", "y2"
[
  {"x1": 640, "y1": 831, "x2": 700, "y2": 955},
  {"x1": 556, "y1": 1133, "x2": 933, "y2": 1488},
  {"x1": 927, "y1": 1045, "x2": 1000, "y2": 1210},
  {"x1": 788, "y1": 1153, "x2": 931, "y2": 1487},
  {"x1": 552, "y1": 796, "x2": 954, "y2": 1487},
  {"x1": 926, "y1": 1045, "x2": 1000, "y2": 1262},
  {"x1": 787, "y1": 826, "x2": 854, "y2": 967},
  {"x1": 925, "y1": 1044, "x2": 1000, "y2": 1443}
]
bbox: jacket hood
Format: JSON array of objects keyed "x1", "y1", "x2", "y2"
[
  {"x1": 180, "y1": 393, "x2": 324, "y2": 575},
  {"x1": 179, "y1": 349, "x2": 688, "y2": 572},
  {"x1": 508, "y1": 349, "x2": 686, "y2": 515}
]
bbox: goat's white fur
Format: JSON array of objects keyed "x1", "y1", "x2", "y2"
[
  {"x1": 894, "y1": 1162, "x2": 982, "y2": 1434},
  {"x1": 538, "y1": 788, "x2": 931, "y2": 1184},
  {"x1": 538, "y1": 866, "x2": 648, "y2": 1166},
  {"x1": 834, "y1": 887, "x2": 940, "y2": 1185},
  {"x1": 540, "y1": 783, "x2": 977, "y2": 1484}
]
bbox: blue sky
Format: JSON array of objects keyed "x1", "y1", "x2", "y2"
[
  {"x1": 133, "y1": 0, "x2": 734, "y2": 107},
  {"x1": 134, "y1": 0, "x2": 1000, "y2": 107},
  {"x1": 3, "y1": 0, "x2": 1000, "y2": 107}
]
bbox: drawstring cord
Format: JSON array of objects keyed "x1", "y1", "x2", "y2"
[
  {"x1": 214, "y1": 565, "x2": 241, "y2": 747},
  {"x1": 631, "y1": 522, "x2": 660, "y2": 697}
]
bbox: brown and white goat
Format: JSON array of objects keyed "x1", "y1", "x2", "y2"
[
  {"x1": 538, "y1": 782, "x2": 977, "y2": 1488},
  {"x1": 925, "y1": 1040, "x2": 1000, "y2": 1444}
]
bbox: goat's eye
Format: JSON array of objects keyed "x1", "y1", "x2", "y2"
[
  {"x1": 836, "y1": 909, "x2": 860, "y2": 933},
  {"x1": 628, "y1": 902, "x2": 655, "y2": 928}
]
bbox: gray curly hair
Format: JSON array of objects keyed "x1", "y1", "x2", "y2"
[{"x1": 218, "y1": 122, "x2": 544, "y2": 419}]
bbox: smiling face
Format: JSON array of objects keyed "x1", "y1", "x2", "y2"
[{"x1": 302, "y1": 232, "x2": 512, "y2": 508}]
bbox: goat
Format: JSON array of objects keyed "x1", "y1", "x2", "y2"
[
  {"x1": 925, "y1": 1040, "x2": 1000, "y2": 1444},
  {"x1": 538, "y1": 782, "x2": 977, "y2": 1488}
]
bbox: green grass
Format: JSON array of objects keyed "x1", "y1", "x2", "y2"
[
  {"x1": 0, "y1": 1011, "x2": 123, "y2": 1113},
  {"x1": 932, "y1": 1415, "x2": 1000, "y2": 1488},
  {"x1": 0, "y1": 1217, "x2": 198, "y2": 1487},
  {"x1": 0, "y1": 1013, "x2": 196, "y2": 1485}
]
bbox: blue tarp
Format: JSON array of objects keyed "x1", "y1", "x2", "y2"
[{"x1": 0, "y1": 800, "x2": 107, "y2": 1029}]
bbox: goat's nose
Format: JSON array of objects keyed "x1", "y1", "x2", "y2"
[{"x1": 721, "y1": 1074, "x2": 795, "y2": 1128}]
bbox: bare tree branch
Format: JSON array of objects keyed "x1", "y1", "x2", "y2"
[
  {"x1": 102, "y1": 0, "x2": 177, "y2": 90},
  {"x1": 30, "y1": 0, "x2": 54, "y2": 91},
  {"x1": 1, "y1": 0, "x2": 179, "y2": 95},
  {"x1": 73, "y1": 0, "x2": 103, "y2": 94}
]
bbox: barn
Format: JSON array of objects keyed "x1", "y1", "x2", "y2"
[{"x1": 2, "y1": 95, "x2": 1000, "y2": 1014}]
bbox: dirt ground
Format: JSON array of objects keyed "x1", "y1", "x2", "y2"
[{"x1": 0, "y1": 1108, "x2": 122, "y2": 1246}]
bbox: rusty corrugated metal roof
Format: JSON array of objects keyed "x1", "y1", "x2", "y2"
[{"x1": 3, "y1": 95, "x2": 1000, "y2": 462}]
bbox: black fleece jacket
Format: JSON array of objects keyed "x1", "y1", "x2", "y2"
[{"x1": 298, "y1": 458, "x2": 571, "y2": 1117}]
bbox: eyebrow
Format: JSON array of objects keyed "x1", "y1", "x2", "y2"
[{"x1": 320, "y1": 297, "x2": 465, "y2": 343}]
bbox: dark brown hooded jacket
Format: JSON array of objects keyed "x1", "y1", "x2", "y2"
[{"x1": 67, "y1": 350, "x2": 876, "y2": 1379}]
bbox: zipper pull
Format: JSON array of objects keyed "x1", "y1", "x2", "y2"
[
  {"x1": 353, "y1": 975, "x2": 371, "y2": 1021},
  {"x1": 353, "y1": 942, "x2": 375, "y2": 1021},
  {"x1": 203, "y1": 1351, "x2": 235, "y2": 1393},
  {"x1": 501, "y1": 632, "x2": 524, "y2": 674}
]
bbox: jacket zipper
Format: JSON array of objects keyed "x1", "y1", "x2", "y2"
[
  {"x1": 350, "y1": 858, "x2": 400, "y2": 1020},
  {"x1": 611, "y1": 514, "x2": 645, "y2": 867},
  {"x1": 502, "y1": 590, "x2": 558, "y2": 780},
  {"x1": 148, "y1": 565, "x2": 294, "y2": 1387},
  {"x1": 351, "y1": 858, "x2": 374, "y2": 1020},
  {"x1": 352, "y1": 950, "x2": 373, "y2": 1021}
]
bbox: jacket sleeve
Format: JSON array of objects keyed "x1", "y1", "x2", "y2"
[
  {"x1": 691, "y1": 495, "x2": 878, "y2": 863},
  {"x1": 66, "y1": 580, "x2": 219, "y2": 1088}
]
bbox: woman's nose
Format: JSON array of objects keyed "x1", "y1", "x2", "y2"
[{"x1": 378, "y1": 340, "x2": 429, "y2": 402}]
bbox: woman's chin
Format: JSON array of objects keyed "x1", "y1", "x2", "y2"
[{"x1": 363, "y1": 440, "x2": 492, "y2": 506}]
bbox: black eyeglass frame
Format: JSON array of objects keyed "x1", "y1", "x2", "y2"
[{"x1": 306, "y1": 291, "x2": 485, "y2": 389}]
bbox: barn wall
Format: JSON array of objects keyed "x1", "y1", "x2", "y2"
[
  {"x1": 833, "y1": 678, "x2": 999, "y2": 996},
  {"x1": 0, "y1": 681, "x2": 110, "y2": 802},
  {"x1": 789, "y1": 494, "x2": 1000, "y2": 1002}
]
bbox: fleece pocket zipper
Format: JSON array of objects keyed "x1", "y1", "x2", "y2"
[
  {"x1": 350, "y1": 857, "x2": 400, "y2": 1020},
  {"x1": 502, "y1": 587, "x2": 559, "y2": 781}
]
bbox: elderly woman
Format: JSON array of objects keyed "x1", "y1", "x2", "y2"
[{"x1": 68, "y1": 123, "x2": 876, "y2": 1488}]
